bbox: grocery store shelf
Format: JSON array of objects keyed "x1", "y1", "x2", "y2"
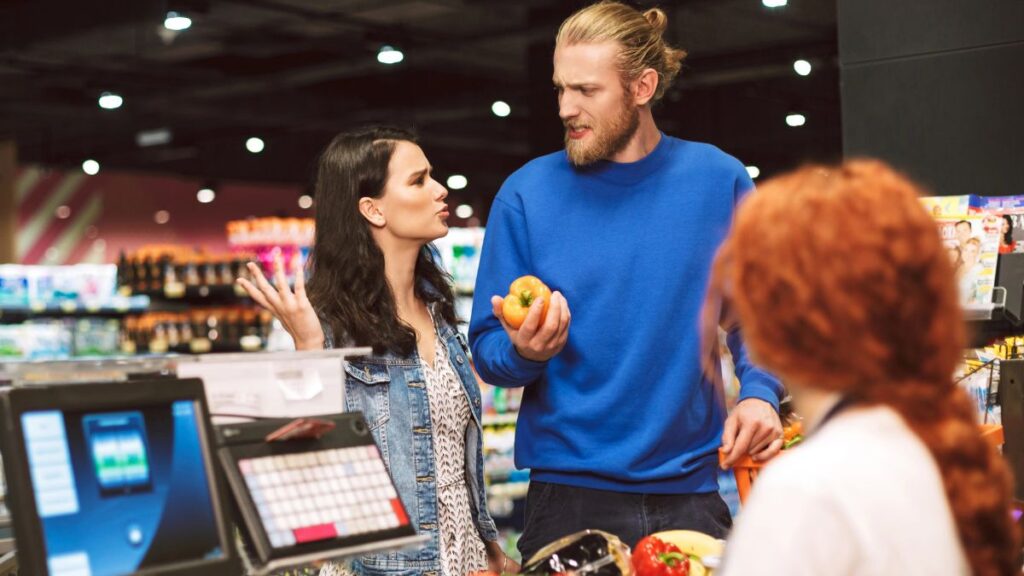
[
  {"x1": 482, "y1": 413, "x2": 518, "y2": 427},
  {"x1": 131, "y1": 284, "x2": 253, "y2": 308},
  {"x1": 148, "y1": 338, "x2": 261, "y2": 355},
  {"x1": 487, "y1": 481, "x2": 529, "y2": 500},
  {"x1": 0, "y1": 296, "x2": 151, "y2": 323},
  {"x1": 966, "y1": 287, "x2": 1024, "y2": 347}
]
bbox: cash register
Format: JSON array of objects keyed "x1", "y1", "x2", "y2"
[{"x1": 0, "y1": 350, "x2": 426, "y2": 575}]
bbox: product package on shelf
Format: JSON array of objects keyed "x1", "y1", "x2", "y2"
[
  {"x1": 0, "y1": 318, "x2": 124, "y2": 361},
  {"x1": 0, "y1": 322, "x2": 70, "y2": 360},
  {"x1": 976, "y1": 195, "x2": 1024, "y2": 254},
  {"x1": 118, "y1": 245, "x2": 250, "y2": 299},
  {"x1": 122, "y1": 308, "x2": 273, "y2": 355},
  {"x1": 958, "y1": 358, "x2": 1001, "y2": 425},
  {"x1": 932, "y1": 214, "x2": 1001, "y2": 307},
  {"x1": 1, "y1": 264, "x2": 141, "y2": 310},
  {"x1": 72, "y1": 318, "x2": 122, "y2": 357},
  {"x1": 480, "y1": 380, "x2": 528, "y2": 530},
  {"x1": 0, "y1": 264, "x2": 149, "y2": 361},
  {"x1": 959, "y1": 336, "x2": 1024, "y2": 425},
  {"x1": 480, "y1": 381, "x2": 523, "y2": 416},
  {"x1": 432, "y1": 227, "x2": 485, "y2": 294},
  {"x1": 0, "y1": 264, "x2": 28, "y2": 307},
  {"x1": 226, "y1": 217, "x2": 314, "y2": 283},
  {"x1": 919, "y1": 195, "x2": 985, "y2": 219}
]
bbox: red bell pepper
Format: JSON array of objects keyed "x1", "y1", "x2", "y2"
[{"x1": 632, "y1": 536, "x2": 691, "y2": 576}]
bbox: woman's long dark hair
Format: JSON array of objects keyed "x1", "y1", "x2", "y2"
[{"x1": 306, "y1": 126, "x2": 457, "y2": 355}]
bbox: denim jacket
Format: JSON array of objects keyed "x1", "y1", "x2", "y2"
[{"x1": 322, "y1": 306, "x2": 498, "y2": 575}]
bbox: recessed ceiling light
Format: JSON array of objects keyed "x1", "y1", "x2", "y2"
[
  {"x1": 136, "y1": 128, "x2": 172, "y2": 147},
  {"x1": 164, "y1": 11, "x2": 192, "y2": 31},
  {"x1": 491, "y1": 100, "x2": 511, "y2": 117},
  {"x1": 82, "y1": 159, "x2": 100, "y2": 175},
  {"x1": 786, "y1": 113, "x2": 807, "y2": 127},
  {"x1": 447, "y1": 175, "x2": 468, "y2": 190},
  {"x1": 246, "y1": 137, "x2": 265, "y2": 153},
  {"x1": 98, "y1": 92, "x2": 123, "y2": 110},
  {"x1": 377, "y1": 45, "x2": 404, "y2": 65}
]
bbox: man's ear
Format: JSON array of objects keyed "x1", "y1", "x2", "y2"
[
  {"x1": 632, "y1": 68, "x2": 659, "y2": 106},
  {"x1": 359, "y1": 197, "x2": 386, "y2": 227}
]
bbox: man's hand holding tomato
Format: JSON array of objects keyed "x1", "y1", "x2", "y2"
[{"x1": 491, "y1": 276, "x2": 571, "y2": 362}]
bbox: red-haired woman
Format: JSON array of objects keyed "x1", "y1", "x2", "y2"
[{"x1": 709, "y1": 161, "x2": 1020, "y2": 575}]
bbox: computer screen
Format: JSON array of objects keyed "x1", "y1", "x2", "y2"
[{"x1": 20, "y1": 398, "x2": 225, "y2": 576}]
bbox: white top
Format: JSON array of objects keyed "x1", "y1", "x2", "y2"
[
  {"x1": 720, "y1": 405, "x2": 969, "y2": 576},
  {"x1": 420, "y1": 332, "x2": 489, "y2": 576}
]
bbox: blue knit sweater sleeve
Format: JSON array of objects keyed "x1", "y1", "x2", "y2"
[
  {"x1": 468, "y1": 192, "x2": 547, "y2": 388},
  {"x1": 727, "y1": 328, "x2": 785, "y2": 410},
  {"x1": 728, "y1": 168, "x2": 785, "y2": 410}
]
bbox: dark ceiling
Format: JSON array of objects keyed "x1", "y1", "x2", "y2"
[{"x1": 0, "y1": 0, "x2": 841, "y2": 222}]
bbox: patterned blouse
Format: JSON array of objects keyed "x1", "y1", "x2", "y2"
[{"x1": 320, "y1": 323, "x2": 488, "y2": 576}]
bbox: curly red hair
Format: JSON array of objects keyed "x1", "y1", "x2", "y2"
[{"x1": 706, "y1": 160, "x2": 1020, "y2": 575}]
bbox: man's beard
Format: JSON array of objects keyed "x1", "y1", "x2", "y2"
[{"x1": 564, "y1": 100, "x2": 641, "y2": 167}]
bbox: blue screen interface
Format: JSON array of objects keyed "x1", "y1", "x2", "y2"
[{"x1": 22, "y1": 401, "x2": 224, "y2": 576}]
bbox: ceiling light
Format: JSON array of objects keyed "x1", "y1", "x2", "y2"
[
  {"x1": 447, "y1": 175, "x2": 468, "y2": 190},
  {"x1": 56, "y1": 205, "x2": 72, "y2": 219},
  {"x1": 98, "y1": 92, "x2": 123, "y2": 110},
  {"x1": 154, "y1": 210, "x2": 171, "y2": 224},
  {"x1": 455, "y1": 204, "x2": 474, "y2": 219},
  {"x1": 164, "y1": 11, "x2": 192, "y2": 31},
  {"x1": 377, "y1": 45, "x2": 404, "y2": 65},
  {"x1": 82, "y1": 159, "x2": 100, "y2": 175},
  {"x1": 793, "y1": 59, "x2": 812, "y2": 76},
  {"x1": 746, "y1": 166, "x2": 761, "y2": 179},
  {"x1": 762, "y1": 0, "x2": 787, "y2": 7},
  {"x1": 246, "y1": 137, "x2": 265, "y2": 153},
  {"x1": 197, "y1": 188, "x2": 216, "y2": 204},
  {"x1": 491, "y1": 100, "x2": 511, "y2": 117},
  {"x1": 786, "y1": 113, "x2": 807, "y2": 127},
  {"x1": 298, "y1": 195, "x2": 314, "y2": 209},
  {"x1": 136, "y1": 128, "x2": 172, "y2": 147}
]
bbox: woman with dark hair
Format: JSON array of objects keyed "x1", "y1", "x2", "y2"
[
  {"x1": 706, "y1": 161, "x2": 1020, "y2": 575},
  {"x1": 1000, "y1": 214, "x2": 1015, "y2": 254},
  {"x1": 238, "y1": 126, "x2": 517, "y2": 575}
]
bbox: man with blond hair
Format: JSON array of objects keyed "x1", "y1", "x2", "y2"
[{"x1": 469, "y1": 1, "x2": 784, "y2": 561}]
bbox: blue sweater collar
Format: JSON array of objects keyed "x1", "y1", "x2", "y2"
[{"x1": 569, "y1": 132, "x2": 673, "y2": 185}]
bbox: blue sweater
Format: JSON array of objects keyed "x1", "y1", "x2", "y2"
[{"x1": 469, "y1": 134, "x2": 783, "y2": 494}]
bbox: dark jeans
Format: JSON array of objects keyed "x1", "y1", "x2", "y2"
[{"x1": 516, "y1": 481, "x2": 732, "y2": 565}]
